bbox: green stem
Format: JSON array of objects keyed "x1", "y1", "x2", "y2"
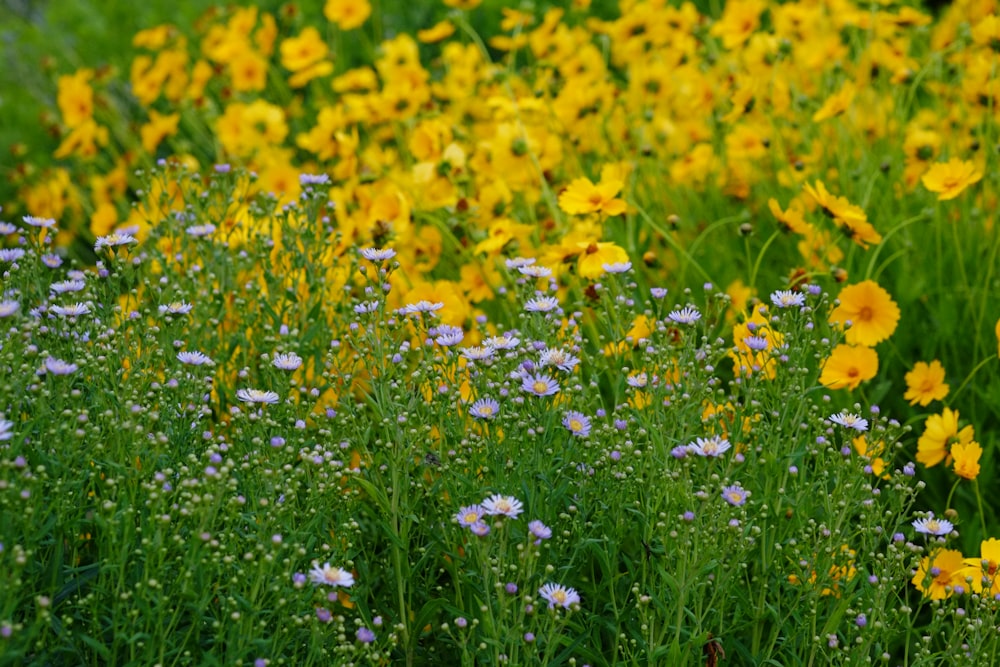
[{"x1": 950, "y1": 356, "x2": 996, "y2": 402}]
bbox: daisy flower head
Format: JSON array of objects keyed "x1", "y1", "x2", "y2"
[
  {"x1": 482, "y1": 494, "x2": 524, "y2": 519},
  {"x1": 770, "y1": 289, "x2": 806, "y2": 309},
  {"x1": 0, "y1": 248, "x2": 26, "y2": 263},
  {"x1": 505, "y1": 257, "x2": 536, "y2": 269},
  {"x1": 272, "y1": 353, "x2": 303, "y2": 371},
  {"x1": 602, "y1": 261, "x2": 632, "y2": 274},
  {"x1": 186, "y1": 223, "x2": 216, "y2": 237},
  {"x1": 41, "y1": 253, "x2": 63, "y2": 268},
  {"x1": 528, "y1": 520, "x2": 552, "y2": 544},
  {"x1": 433, "y1": 325, "x2": 464, "y2": 346},
  {"x1": 0, "y1": 418, "x2": 12, "y2": 441},
  {"x1": 51, "y1": 303, "x2": 91, "y2": 317},
  {"x1": 539, "y1": 347, "x2": 580, "y2": 372},
  {"x1": 360, "y1": 247, "x2": 396, "y2": 262},
  {"x1": 43, "y1": 356, "x2": 78, "y2": 375},
  {"x1": 485, "y1": 335, "x2": 520, "y2": 351},
  {"x1": 522, "y1": 373, "x2": 560, "y2": 397},
  {"x1": 177, "y1": 351, "x2": 215, "y2": 366},
  {"x1": 469, "y1": 397, "x2": 500, "y2": 420},
  {"x1": 742, "y1": 335, "x2": 769, "y2": 351},
  {"x1": 402, "y1": 300, "x2": 443, "y2": 316},
  {"x1": 22, "y1": 215, "x2": 56, "y2": 228},
  {"x1": 461, "y1": 346, "x2": 495, "y2": 362},
  {"x1": 722, "y1": 484, "x2": 748, "y2": 507},
  {"x1": 650, "y1": 287, "x2": 668, "y2": 299},
  {"x1": 912, "y1": 515, "x2": 953, "y2": 537},
  {"x1": 308, "y1": 563, "x2": 355, "y2": 588},
  {"x1": 668, "y1": 306, "x2": 701, "y2": 325},
  {"x1": 519, "y1": 264, "x2": 552, "y2": 278},
  {"x1": 828, "y1": 411, "x2": 869, "y2": 432},
  {"x1": 50, "y1": 280, "x2": 86, "y2": 294},
  {"x1": 525, "y1": 296, "x2": 560, "y2": 313},
  {"x1": 0, "y1": 221, "x2": 16, "y2": 235},
  {"x1": 0, "y1": 300, "x2": 20, "y2": 318},
  {"x1": 689, "y1": 435, "x2": 732, "y2": 458},
  {"x1": 94, "y1": 232, "x2": 138, "y2": 251},
  {"x1": 562, "y1": 410, "x2": 592, "y2": 437},
  {"x1": 455, "y1": 504, "x2": 486, "y2": 528},
  {"x1": 159, "y1": 301, "x2": 194, "y2": 315},
  {"x1": 354, "y1": 300, "x2": 380, "y2": 314},
  {"x1": 538, "y1": 582, "x2": 581, "y2": 610},
  {"x1": 236, "y1": 389, "x2": 280, "y2": 404},
  {"x1": 299, "y1": 172, "x2": 330, "y2": 185}
]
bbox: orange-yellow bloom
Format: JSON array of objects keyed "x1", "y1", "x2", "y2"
[
  {"x1": 559, "y1": 177, "x2": 626, "y2": 217},
  {"x1": 912, "y1": 549, "x2": 967, "y2": 600},
  {"x1": 903, "y1": 360, "x2": 949, "y2": 406},
  {"x1": 921, "y1": 158, "x2": 983, "y2": 201},
  {"x1": 962, "y1": 538, "x2": 1000, "y2": 596},
  {"x1": 812, "y1": 82, "x2": 857, "y2": 123},
  {"x1": 325, "y1": 0, "x2": 371, "y2": 30},
  {"x1": 819, "y1": 344, "x2": 878, "y2": 390},
  {"x1": 917, "y1": 408, "x2": 975, "y2": 468},
  {"x1": 952, "y1": 441, "x2": 982, "y2": 480},
  {"x1": 829, "y1": 280, "x2": 900, "y2": 347}
]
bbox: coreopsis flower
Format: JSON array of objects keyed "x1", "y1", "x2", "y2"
[
  {"x1": 709, "y1": 0, "x2": 766, "y2": 49},
  {"x1": 558, "y1": 177, "x2": 626, "y2": 217},
  {"x1": 921, "y1": 158, "x2": 982, "y2": 201},
  {"x1": 917, "y1": 408, "x2": 975, "y2": 468},
  {"x1": 951, "y1": 441, "x2": 982, "y2": 480},
  {"x1": 829, "y1": 281, "x2": 900, "y2": 346},
  {"x1": 912, "y1": 549, "x2": 966, "y2": 600},
  {"x1": 812, "y1": 82, "x2": 857, "y2": 122},
  {"x1": 576, "y1": 242, "x2": 629, "y2": 279},
  {"x1": 538, "y1": 583, "x2": 581, "y2": 610},
  {"x1": 416, "y1": 21, "x2": 455, "y2": 44},
  {"x1": 324, "y1": 0, "x2": 371, "y2": 30},
  {"x1": 962, "y1": 538, "x2": 1000, "y2": 596},
  {"x1": 903, "y1": 360, "x2": 949, "y2": 406},
  {"x1": 819, "y1": 344, "x2": 878, "y2": 390}
]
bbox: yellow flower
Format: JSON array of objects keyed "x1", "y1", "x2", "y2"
[
  {"x1": 962, "y1": 538, "x2": 1000, "y2": 596},
  {"x1": 558, "y1": 177, "x2": 626, "y2": 217},
  {"x1": 139, "y1": 111, "x2": 181, "y2": 154},
  {"x1": 917, "y1": 408, "x2": 975, "y2": 468},
  {"x1": 921, "y1": 158, "x2": 983, "y2": 201},
  {"x1": 57, "y1": 69, "x2": 94, "y2": 129},
  {"x1": 576, "y1": 241, "x2": 628, "y2": 279},
  {"x1": 417, "y1": 21, "x2": 455, "y2": 44},
  {"x1": 709, "y1": 0, "x2": 766, "y2": 50},
  {"x1": 903, "y1": 360, "x2": 949, "y2": 406},
  {"x1": 912, "y1": 549, "x2": 967, "y2": 600},
  {"x1": 819, "y1": 344, "x2": 878, "y2": 390},
  {"x1": 853, "y1": 436, "x2": 888, "y2": 478},
  {"x1": 812, "y1": 82, "x2": 857, "y2": 123},
  {"x1": 325, "y1": 0, "x2": 371, "y2": 30},
  {"x1": 995, "y1": 317, "x2": 1000, "y2": 358},
  {"x1": 280, "y1": 27, "x2": 330, "y2": 73},
  {"x1": 952, "y1": 441, "x2": 982, "y2": 480},
  {"x1": 829, "y1": 280, "x2": 900, "y2": 347}
]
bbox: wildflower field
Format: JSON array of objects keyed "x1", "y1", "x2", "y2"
[{"x1": 2, "y1": 0, "x2": 1000, "y2": 664}]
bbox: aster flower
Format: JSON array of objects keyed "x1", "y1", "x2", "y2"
[
  {"x1": 505, "y1": 257, "x2": 536, "y2": 269},
  {"x1": 41, "y1": 254, "x2": 63, "y2": 268},
  {"x1": 360, "y1": 247, "x2": 396, "y2": 262},
  {"x1": 0, "y1": 419, "x2": 13, "y2": 441},
  {"x1": 354, "y1": 301, "x2": 380, "y2": 314},
  {"x1": 770, "y1": 289, "x2": 806, "y2": 308},
  {"x1": 469, "y1": 397, "x2": 500, "y2": 419},
  {"x1": 539, "y1": 348, "x2": 580, "y2": 372},
  {"x1": 538, "y1": 583, "x2": 581, "y2": 610},
  {"x1": 456, "y1": 504, "x2": 487, "y2": 528},
  {"x1": 22, "y1": 215, "x2": 56, "y2": 228},
  {"x1": 402, "y1": 300, "x2": 444, "y2": 315},
  {"x1": 828, "y1": 411, "x2": 869, "y2": 432},
  {"x1": 829, "y1": 280, "x2": 900, "y2": 346},
  {"x1": 528, "y1": 520, "x2": 552, "y2": 545},
  {"x1": 51, "y1": 303, "x2": 91, "y2": 317},
  {"x1": 668, "y1": 306, "x2": 701, "y2": 324},
  {"x1": 159, "y1": 301, "x2": 194, "y2": 315},
  {"x1": 186, "y1": 223, "x2": 216, "y2": 237},
  {"x1": 519, "y1": 264, "x2": 552, "y2": 278},
  {"x1": 602, "y1": 261, "x2": 632, "y2": 274},
  {"x1": 742, "y1": 335, "x2": 769, "y2": 351},
  {"x1": 43, "y1": 357, "x2": 78, "y2": 375},
  {"x1": 721, "y1": 484, "x2": 748, "y2": 506},
  {"x1": 433, "y1": 325, "x2": 464, "y2": 346},
  {"x1": 525, "y1": 296, "x2": 560, "y2": 313},
  {"x1": 236, "y1": 389, "x2": 280, "y2": 404},
  {"x1": 484, "y1": 335, "x2": 520, "y2": 351},
  {"x1": 308, "y1": 563, "x2": 355, "y2": 588},
  {"x1": 689, "y1": 435, "x2": 732, "y2": 457},
  {"x1": 626, "y1": 372, "x2": 648, "y2": 388},
  {"x1": 0, "y1": 222, "x2": 16, "y2": 235},
  {"x1": 522, "y1": 373, "x2": 560, "y2": 397},
  {"x1": 50, "y1": 280, "x2": 86, "y2": 294},
  {"x1": 94, "y1": 232, "x2": 138, "y2": 251},
  {"x1": 0, "y1": 300, "x2": 20, "y2": 317},
  {"x1": 177, "y1": 351, "x2": 215, "y2": 366},
  {"x1": 461, "y1": 346, "x2": 495, "y2": 362},
  {"x1": 650, "y1": 287, "x2": 668, "y2": 299},
  {"x1": 0, "y1": 248, "x2": 26, "y2": 262},
  {"x1": 272, "y1": 353, "x2": 303, "y2": 370},
  {"x1": 562, "y1": 411, "x2": 592, "y2": 437},
  {"x1": 904, "y1": 360, "x2": 949, "y2": 407},
  {"x1": 299, "y1": 173, "x2": 330, "y2": 185},
  {"x1": 482, "y1": 494, "x2": 524, "y2": 519},
  {"x1": 912, "y1": 515, "x2": 953, "y2": 536}
]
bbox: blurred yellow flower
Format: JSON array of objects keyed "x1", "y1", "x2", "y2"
[
  {"x1": 710, "y1": 0, "x2": 766, "y2": 50},
  {"x1": 576, "y1": 241, "x2": 628, "y2": 279},
  {"x1": 819, "y1": 344, "x2": 878, "y2": 390},
  {"x1": 139, "y1": 111, "x2": 180, "y2": 154},
  {"x1": 559, "y1": 177, "x2": 626, "y2": 217},
  {"x1": 325, "y1": 0, "x2": 371, "y2": 31},
  {"x1": 995, "y1": 317, "x2": 1000, "y2": 358},
  {"x1": 443, "y1": 0, "x2": 482, "y2": 8},
  {"x1": 903, "y1": 360, "x2": 949, "y2": 406},
  {"x1": 921, "y1": 158, "x2": 982, "y2": 201},
  {"x1": 417, "y1": 21, "x2": 455, "y2": 44},
  {"x1": 829, "y1": 280, "x2": 900, "y2": 346},
  {"x1": 952, "y1": 441, "x2": 982, "y2": 480},
  {"x1": 57, "y1": 69, "x2": 94, "y2": 129},
  {"x1": 281, "y1": 28, "x2": 332, "y2": 87},
  {"x1": 812, "y1": 82, "x2": 857, "y2": 122},
  {"x1": 917, "y1": 407, "x2": 975, "y2": 468}
]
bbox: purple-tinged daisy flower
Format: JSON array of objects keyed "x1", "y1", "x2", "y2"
[
  {"x1": 602, "y1": 261, "x2": 632, "y2": 274},
  {"x1": 650, "y1": 287, "x2": 668, "y2": 299},
  {"x1": 721, "y1": 484, "x2": 748, "y2": 507},
  {"x1": 485, "y1": 335, "x2": 520, "y2": 351},
  {"x1": 742, "y1": 335, "x2": 770, "y2": 351},
  {"x1": 41, "y1": 254, "x2": 63, "y2": 268},
  {"x1": 309, "y1": 563, "x2": 354, "y2": 587},
  {"x1": 482, "y1": 494, "x2": 524, "y2": 518},
  {"x1": 360, "y1": 247, "x2": 396, "y2": 262},
  {"x1": 186, "y1": 223, "x2": 216, "y2": 237},
  {"x1": 22, "y1": 215, "x2": 56, "y2": 228},
  {"x1": 0, "y1": 300, "x2": 19, "y2": 318},
  {"x1": 770, "y1": 289, "x2": 806, "y2": 308},
  {"x1": 177, "y1": 351, "x2": 214, "y2": 366},
  {"x1": 50, "y1": 280, "x2": 86, "y2": 294},
  {"x1": 0, "y1": 419, "x2": 13, "y2": 441},
  {"x1": 525, "y1": 296, "x2": 560, "y2": 313},
  {"x1": 0, "y1": 221, "x2": 16, "y2": 235},
  {"x1": 354, "y1": 301, "x2": 380, "y2": 314},
  {"x1": 356, "y1": 627, "x2": 375, "y2": 643},
  {"x1": 828, "y1": 411, "x2": 869, "y2": 432},
  {"x1": 668, "y1": 306, "x2": 701, "y2": 324},
  {"x1": 562, "y1": 411, "x2": 592, "y2": 437},
  {"x1": 51, "y1": 303, "x2": 91, "y2": 317},
  {"x1": 539, "y1": 348, "x2": 580, "y2": 372},
  {"x1": 236, "y1": 389, "x2": 280, "y2": 404},
  {"x1": 299, "y1": 173, "x2": 330, "y2": 185},
  {"x1": 456, "y1": 504, "x2": 487, "y2": 528},
  {"x1": 689, "y1": 435, "x2": 732, "y2": 457},
  {"x1": 470, "y1": 522, "x2": 491, "y2": 536},
  {"x1": 159, "y1": 301, "x2": 194, "y2": 315},
  {"x1": 538, "y1": 583, "x2": 581, "y2": 610},
  {"x1": 0, "y1": 248, "x2": 25, "y2": 262},
  {"x1": 504, "y1": 257, "x2": 535, "y2": 269},
  {"x1": 434, "y1": 325, "x2": 464, "y2": 346},
  {"x1": 522, "y1": 373, "x2": 559, "y2": 397},
  {"x1": 912, "y1": 515, "x2": 953, "y2": 536},
  {"x1": 518, "y1": 264, "x2": 552, "y2": 278},
  {"x1": 43, "y1": 357, "x2": 78, "y2": 375},
  {"x1": 94, "y1": 232, "x2": 138, "y2": 251},
  {"x1": 272, "y1": 353, "x2": 303, "y2": 371},
  {"x1": 528, "y1": 520, "x2": 552, "y2": 545},
  {"x1": 402, "y1": 300, "x2": 444, "y2": 315},
  {"x1": 461, "y1": 346, "x2": 495, "y2": 362},
  {"x1": 469, "y1": 397, "x2": 500, "y2": 420},
  {"x1": 626, "y1": 372, "x2": 648, "y2": 388}
]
